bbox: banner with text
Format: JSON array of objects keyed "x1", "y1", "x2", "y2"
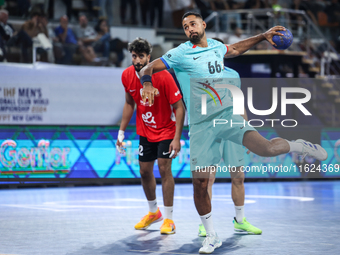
[{"x1": 0, "y1": 63, "x2": 125, "y2": 125}]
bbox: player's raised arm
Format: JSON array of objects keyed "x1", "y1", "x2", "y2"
[
  {"x1": 139, "y1": 58, "x2": 167, "y2": 106},
  {"x1": 225, "y1": 26, "x2": 286, "y2": 58}
]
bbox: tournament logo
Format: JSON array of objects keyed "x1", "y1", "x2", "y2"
[{"x1": 197, "y1": 81, "x2": 222, "y2": 107}]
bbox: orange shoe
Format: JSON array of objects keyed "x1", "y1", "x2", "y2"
[
  {"x1": 160, "y1": 219, "x2": 176, "y2": 234},
  {"x1": 134, "y1": 208, "x2": 163, "y2": 230}
]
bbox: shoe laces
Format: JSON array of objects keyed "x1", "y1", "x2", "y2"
[
  {"x1": 298, "y1": 142, "x2": 312, "y2": 160},
  {"x1": 300, "y1": 152, "x2": 308, "y2": 160},
  {"x1": 202, "y1": 234, "x2": 216, "y2": 246}
]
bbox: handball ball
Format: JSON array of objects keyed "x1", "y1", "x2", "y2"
[{"x1": 272, "y1": 29, "x2": 293, "y2": 50}]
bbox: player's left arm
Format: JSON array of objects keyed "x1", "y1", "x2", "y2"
[
  {"x1": 169, "y1": 99, "x2": 185, "y2": 159},
  {"x1": 225, "y1": 26, "x2": 286, "y2": 58}
]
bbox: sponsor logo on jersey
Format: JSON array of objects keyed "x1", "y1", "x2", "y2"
[{"x1": 142, "y1": 112, "x2": 156, "y2": 124}]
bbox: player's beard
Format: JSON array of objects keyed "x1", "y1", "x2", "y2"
[
  {"x1": 189, "y1": 30, "x2": 204, "y2": 44},
  {"x1": 133, "y1": 61, "x2": 148, "y2": 72},
  {"x1": 132, "y1": 61, "x2": 148, "y2": 73}
]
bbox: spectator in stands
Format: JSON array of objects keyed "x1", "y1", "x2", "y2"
[
  {"x1": 0, "y1": 10, "x2": 15, "y2": 41},
  {"x1": 55, "y1": 15, "x2": 77, "y2": 45},
  {"x1": 120, "y1": 0, "x2": 138, "y2": 25},
  {"x1": 139, "y1": 0, "x2": 164, "y2": 27},
  {"x1": 99, "y1": 0, "x2": 114, "y2": 25},
  {"x1": 74, "y1": 14, "x2": 97, "y2": 46},
  {"x1": 40, "y1": 13, "x2": 56, "y2": 42},
  {"x1": 17, "y1": 12, "x2": 48, "y2": 62},
  {"x1": 39, "y1": 13, "x2": 56, "y2": 63},
  {"x1": 54, "y1": 15, "x2": 102, "y2": 65},
  {"x1": 93, "y1": 18, "x2": 128, "y2": 66},
  {"x1": 54, "y1": 15, "x2": 78, "y2": 64},
  {"x1": 0, "y1": 9, "x2": 15, "y2": 61}
]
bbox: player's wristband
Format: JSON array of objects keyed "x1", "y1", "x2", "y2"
[
  {"x1": 118, "y1": 130, "x2": 125, "y2": 143},
  {"x1": 140, "y1": 75, "x2": 152, "y2": 85}
]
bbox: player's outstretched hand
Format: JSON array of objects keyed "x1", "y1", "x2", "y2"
[
  {"x1": 169, "y1": 139, "x2": 181, "y2": 159},
  {"x1": 263, "y1": 26, "x2": 286, "y2": 47},
  {"x1": 142, "y1": 82, "x2": 159, "y2": 106}
]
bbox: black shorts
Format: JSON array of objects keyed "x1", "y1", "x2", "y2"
[{"x1": 139, "y1": 136, "x2": 173, "y2": 162}]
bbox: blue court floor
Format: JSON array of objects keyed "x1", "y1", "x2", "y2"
[{"x1": 1, "y1": 181, "x2": 340, "y2": 255}]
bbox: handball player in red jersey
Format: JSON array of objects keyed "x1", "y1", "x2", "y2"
[{"x1": 116, "y1": 38, "x2": 185, "y2": 234}]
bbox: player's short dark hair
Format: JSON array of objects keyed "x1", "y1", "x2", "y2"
[
  {"x1": 182, "y1": 12, "x2": 203, "y2": 21},
  {"x1": 128, "y1": 37, "x2": 153, "y2": 55},
  {"x1": 212, "y1": 37, "x2": 224, "y2": 44}
]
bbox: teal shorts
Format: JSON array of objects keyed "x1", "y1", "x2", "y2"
[
  {"x1": 220, "y1": 140, "x2": 245, "y2": 167},
  {"x1": 189, "y1": 109, "x2": 255, "y2": 171}
]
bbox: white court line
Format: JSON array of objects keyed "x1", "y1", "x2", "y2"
[
  {"x1": 44, "y1": 205, "x2": 145, "y2": 209},
  {"x1": 0, "y1": 204, "x2": 145, "y2": 211},
  {"x1": 212, "y1": 199, "x2": 256, "y2": 203},
  {"x1": 2, "y1": 194, "x2": 313, "y2": 212},
  {"x1": 214, "y1": 195, "x2": 314, "y2": 202},
  {"x1": 43, "y1": 198, "x2": 147, "y2": 204},
  {"x1": 0, "y1": 204, "x2": 70, "y2": 212}
]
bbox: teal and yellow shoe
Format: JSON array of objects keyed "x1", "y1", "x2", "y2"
[
  {"x1": 233, "y1": 217, "x2": 262, "y2": 235},
  {"x1": 198, "y1": 224, "x2": 206, "y2": 237}
]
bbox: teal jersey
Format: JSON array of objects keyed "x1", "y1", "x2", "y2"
[
  {"x1": 161, "y1": 38, "x2": 228, "y2": 124},
  {"x1": 222, "y1": 66, "x2": 241, "y2": 109},
  {"x1": 223, "y1": 66, "x2": 241, "y2": 89}
]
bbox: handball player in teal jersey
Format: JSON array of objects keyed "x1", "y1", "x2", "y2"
[
  {"x1": 196, "y1": 39, "x2": 259, "y2": 237},
  {"x1": 139, "y1": 12, "x2": 328, "y2": 254}
]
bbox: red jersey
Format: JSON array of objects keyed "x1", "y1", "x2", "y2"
[{"x1": 121, "y1": 65, "x2": 182, "y2": 142}]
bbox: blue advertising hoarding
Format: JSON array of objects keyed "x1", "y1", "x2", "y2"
[{"x1": 0, "y1": 126, "x2": 339, "y2": 179}]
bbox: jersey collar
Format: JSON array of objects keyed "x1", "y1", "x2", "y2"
[{"x1": 135, "y1": 70, "x2": 140, "y2": 80}]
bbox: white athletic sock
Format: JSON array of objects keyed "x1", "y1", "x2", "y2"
[
  {"x1": 200, "y1": 212, "x2": 215, "y2": 236},
  {"x1": 287, "y1": 140, "x2": 303, "y2": 153},
  {"x1": 148, "y1": 199, "x2": 158, "y2": 213},
  {"x1": 164, "y1": 206, "x2": 173, "y2": 220},
  {"x1": 235, "y1": 205, "x2": 244, "y2": 223}
]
